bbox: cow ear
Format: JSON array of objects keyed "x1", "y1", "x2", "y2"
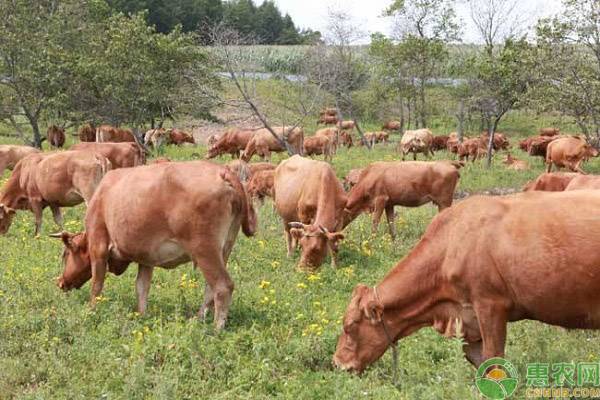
[
  {"x1": 326, "y1": 231, "x2": 345, "y2": 243},
  {"x1": 290, "y1": 228, "x2": 305, "y2": 240},
  {"x1": 364, "y1": 300, "x2": 383, "y2": 324},
  {"x1": 0, "y1": 204, "x2": 15, "y2": 215}
]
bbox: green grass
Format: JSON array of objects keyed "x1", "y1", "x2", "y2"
[{"x1": 1, "y1": 132, "x2": 600, "y2": 399}]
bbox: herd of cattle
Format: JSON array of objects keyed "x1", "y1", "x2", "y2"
[{"x1": 1, "y1": 116, "x2": 600, "y2": 375}]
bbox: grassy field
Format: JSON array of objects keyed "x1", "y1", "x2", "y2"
[{"x1": 1, "y1": 127, "x2": 600, "y2": 399}]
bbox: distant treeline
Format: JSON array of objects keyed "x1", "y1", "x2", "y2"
[{"x1": 106, "y1": 0, "x2": 321, "y2": 44}]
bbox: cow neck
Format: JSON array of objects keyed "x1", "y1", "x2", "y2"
[
  {"x1": 374, "y1": 235, "x2": 447, "y2": 342},
  {"x1": 313, "y1": 169, "x2": 343, "y2": 230},
  {"x1": 0, "y1": 175, "x2": 21, "y2": 209}
]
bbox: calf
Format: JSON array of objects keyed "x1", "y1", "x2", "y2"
[
  {"x1": 546, "y1": 136, "x2": 598, "y2": 174},
  {"x1": 304, "y1": 136, "x2": 333, "y2": 162},
  {"x1": 47, "y1": 125, "x2": 66, "y2": 148},
  {"x1": 457, "y1": 138, "x2": 486, "y2": 162},
  {"x1": 398, "y1": 129, "x2": 434, "y2": 160},
  {"x1": 0, "y1": 151, "x2": 111, "y2": 235},
  {"x1": 168, "y1": 128, "x2": 195, "y2": 145},
  {"x1": 51, "y1": 161, "x2": 256, "y2": 330},
  {"x1": 70, "y1": 142, "x2": 144, "y2": 168},
  {"x1": 247, "y1": 169, "x2": 275, "y2": 203},
  {"x1": 0, "y1": 145, "x2": 40, "y2": 175},
  {"x1": 522, "y1": 172, "x2": 578, "y2": 192},
  {"x1": 344, "y1": 161, "x2": 461, "y2": 238},
  {"x1": 334, "y1": 190, "x2": 600, "y2": 372},
  {"x1": 502, "y1": 153, "x2": 529, "y2": 170},
  {"x1": 274, "y1": 155, "x2": 346, "y2": 270}
]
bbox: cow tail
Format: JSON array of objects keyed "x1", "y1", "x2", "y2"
[{"x1": 220, "y1": 170, "x2": 257, "y2": 237}]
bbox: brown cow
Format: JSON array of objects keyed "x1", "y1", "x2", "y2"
[
  {"x1": 47, "y1": 125, "x2": 65, "y2": 148},
  {"x1": 0, "y1": 145, "x2": 40, "y2": 175},
  {"x1": 247, "y1": 169, "x2": 275, "y2": 203},
  {"x1": 241, "y1": 126, "x2": 304, "y2": 162},
  {"x1": 321, "y1": 107, "x2": 338, "y2": 116},
  {"x1": 527, "y1": 135, "x2": 556, "y2": 158},
  {"x1": 334, "y1": 190, "x2": 600, "y2": 372},
  {"x1": 96, "y1": 125, "x2": 135, "y2": 143},
  {"x1": 446, "y1": 132, "x2": 463, "y2": 155},
  {"x1": 564, "y1": 175, "x2": 600, "y2": 191},
  {"x1": 343, "y1": 168, "x2": 363, "y2": 190},
  {"x1": 71, "y1": 142, "x2": 144, "y2": 168},
  {"x1": 207, "y1": 134, "x2": 219, "y2": 147},
  {"x1": 207, "y1": 128, "x2": 255, "y2": 159},
  {"x1": 315, "y1": 127, "x2": 340, "y2": 154},
  {"x1": 51, "y1": 161, "x2": 256, "y2": 330},
  {"x1": 398, "y1": 129, "x2": 434, "y2": 160},
  {"x1": 340, "y1": 131, "x2": 353, "y2": 148},
  {"x1": 480, "y1": 131, "x2": 509, "y2": 151},
  {"x1": 382, "y1": 120, "x2": 401, "y2": 131},
  {"x1": 318, "y1": 115, "x2": 338, "y2": 125},
  {"x1": 144, "y1": 128, "x2": 168, "y2": 148},
  {"x1": 546, "y1": 136, "x2": 598, "y2": 174},
  {"x1": 226, "y1": 160, "x2": 275, "y2": 182},
  {"x1": 458, "y1": 138, "x2": 487, "y2": 162},
  {"x1": 343, "y1": 161, "x2": 461, "y2": 238},
  {"x1": 522, "y1": 172, "x2": 578, "y2": 192},
  {"x1": 304, "y1": 136, "x2": 333, "y2": 162},
  {"x1": 337, "y1": 120, "x2": 355, "y2": 130},
  {"x1": 78, "y1": 123, "x2": 96, "y2": 142},
  {"x1": 502, "y1": 153, "x2": 529, "y2": 170},
  {"x1": 540, "y1": 127, "x2": 559, "y2": 136},
  {"x1": 168, "y1": 128, "x2": 195, "y2": 145},
  {"x1": 364, "y1": 131, "x2": 388, "y2": 146},
  {"x1": 0, "y1": 151, "x2": 111, "y2": 235},
  {"x1": 274, "y1": 155, "x2": 346, "y2": 269},
  {"x1": 431, "y1": 135, "x2": 449, "y2": 151}
]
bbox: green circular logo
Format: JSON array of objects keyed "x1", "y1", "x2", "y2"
[{"x1": 475, "y1": 357, "x2": 519, "y2": 399}]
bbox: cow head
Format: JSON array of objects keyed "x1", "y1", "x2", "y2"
[
  {"x1": 288, "y1": 222, "x2": 344, "y2": 269},
  {"x1": 333, "y1": 284, "x2": 390, "y2": 373},
  {"x1": 50, "y1": 231, "x2": 91, "y2": 291},
  {"x1": 0, "y1": 203, "x2": 16, "y2": 234},
  {"x1": 585, "y1": 145, "x2": 599, "y2": 159}
]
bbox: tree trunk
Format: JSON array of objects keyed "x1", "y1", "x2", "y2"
[
  {"x1": 398, "y1": 97, "x2": 405, "y2": 134},
  {"x1": 406, "y1": 99, "x2": 412, "y2": 130},
  {"x1": 419, "y1": 82, "x2": 427, "y2": 128},
  {"x1": 457, "y1": 99, "x2": 465, "y2": 143},
  {"x1": 486, "y1": 119, "x2": 496, "y2": 168},
  {"x1": 26, "y1": 115, "x2": 43, "y2": 149}
]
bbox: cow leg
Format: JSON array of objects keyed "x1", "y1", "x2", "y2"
[
  {"x1": 31, "y1": 201, "x2": 44, "y2": 236},
  {"x1": 192, "y1": 251, "x2": 233, "y2": 330},
  {"x1": 385, "y1": 205, "x2": 396, "y2": 239},
  {"x1": 199, "y1": 282, "x2": 215, "y2": 321},
  {"x1": 89, "y1": 246, "x2": 109, "y2": 306},
  {"x1": 463, "y1": 340, "x2": 484, "y2": 367},
  {"x1": 284, "y1": 226, "x2": 294, "y2": 257},
  {"x1": 545, "y1": 160, "x2": 552, "y2": 173},
  {"x1": 573, "y1": 161, "x2": 586, "y2": 174},
  {"x1": 371, "y1": 197, "x2": 387, "y2": 235},
  {"x1": 474, "y1": 302, "x2": 508, "y2": 362},
  {"x1": 401, "y1": 150, "x2": 406, "y2": 161},
  {"x1": 135, "y1": 264, "x2": 154, "y2": 314},
  {"x1": 413, "y1": 152, "x2": 417, "y2": 161},
  {"x1": 50, "y1": 205, "x2": 63, "y2": 229}
]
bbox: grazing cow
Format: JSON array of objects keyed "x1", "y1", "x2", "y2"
[
  {"x1": 247, "y1": 169, "x2": 275, "y2": 203},
  {"x1": 340, "y1": 130, "x2": 353, "y2": 148},
  {"x1": 480, "y1": 131, "x2": 509, "y2": 151},
  {"x1": 522, "y1": 172, "x2": 578, "y2": 192},
  {"x1": 502, "y1": 153, "x2": 529, "y2": 170},
  {"x1": 334, "y1": 190, "x2": 600, "y2": 372},
  {"x1": 431, "y1": 135, "x2": 449, "y2": 151},
  {"x1": 344, "y1": 161, "x2": 461, "y2": 238},
  {"x1": 446, "y1": 132, "x2": 463, "y2": 155},
  {"x1": 564, "y1": 175, "x2": 600, "y2": 191},
  {"x1": 527, "y1": 135, "x2": 556, "y2": 158},
  {"x1": 337, "y1": 120, "x2": 355, "y2": 130},
  {"x1": 0, "y1": 145, "x2": 40, "y2": 175},
  {"x1": 315, "y1": 127, "x2": 340, "y2": 153},
  {"x1": 144, "y1": 128, "x2": 168, "y2": 148},
  {"x1": 382, "y1": 120, "x2": 401, "y2": 131},
  {"x1": 207, "y1": 128, "x2": 255, "y2": 159},
  {"x1": 540, "y1": 127, "x2": 559, "y2": 136},
  {"x1": 78, "y1": 123, "x2": 96, "y2": 142},
  {"x1": 168, "y1": 128, "x2": 195, "y2": 145},
  {"x1": 96, "y1": 125, "x2": 135, "y2": 143},
  {"x1": 71, "y1": 142, "x2": 144, "y2": 169},
  {"x1": 226, "y1": 160, "x2": 275, "y2": 182},
  {"x1": 319, "y1": 115, "x2": 338, "y2": 125},
  {"x1": 398, "y1": 129, "x2": 434, "y2": 161},
  {"x1": 304, "y1": 136, "x2": 334, "y2": 162},
  {"x1": 47, "y1": 125, "x2": 66, "y2": 148},
  {"x1": 363, "y1": 131, "x2": 389, "y2": 146},
  {"x1": 0, "y1": 151, "x2": 111, "y2": 235},
  {"x1": 321, "y1": 107, "x2": 338, "y2": 116},
  {"x1": 546, "y1": 136, "x2": 598, "y2": 174},
  {"x1": 458, "y1": 138, "x2": 487, "y2": 162},
  {"x1": 518, "y1": 137, "x2": 532, "y2": 152},
  {"x1": 51, "y1": 161, "x2": 256, "y2": 330},
  {"x1": 343, "y1": 168, "x2": 363, "y2": 190},
  {"x1": 274, "y1": 155, "x2": 346, "y2": 269},
  {"x1": 241, "y1": 126, "x2": 304, "y2": 162}
]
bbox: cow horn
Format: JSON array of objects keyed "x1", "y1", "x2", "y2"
[
  {"x1": 288, "y1": 222, "x2": 307, "y2": 229},
  {"x1": 319, "y1": 225, "x2": 330, "y2": 234},
  {"x1": 49, "y1": 232, "x2": 65, "y2": 238}
]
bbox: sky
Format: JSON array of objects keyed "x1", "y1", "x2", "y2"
[{"x1": 260, "y1": 0, "x2": 564, "y2": 44}]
